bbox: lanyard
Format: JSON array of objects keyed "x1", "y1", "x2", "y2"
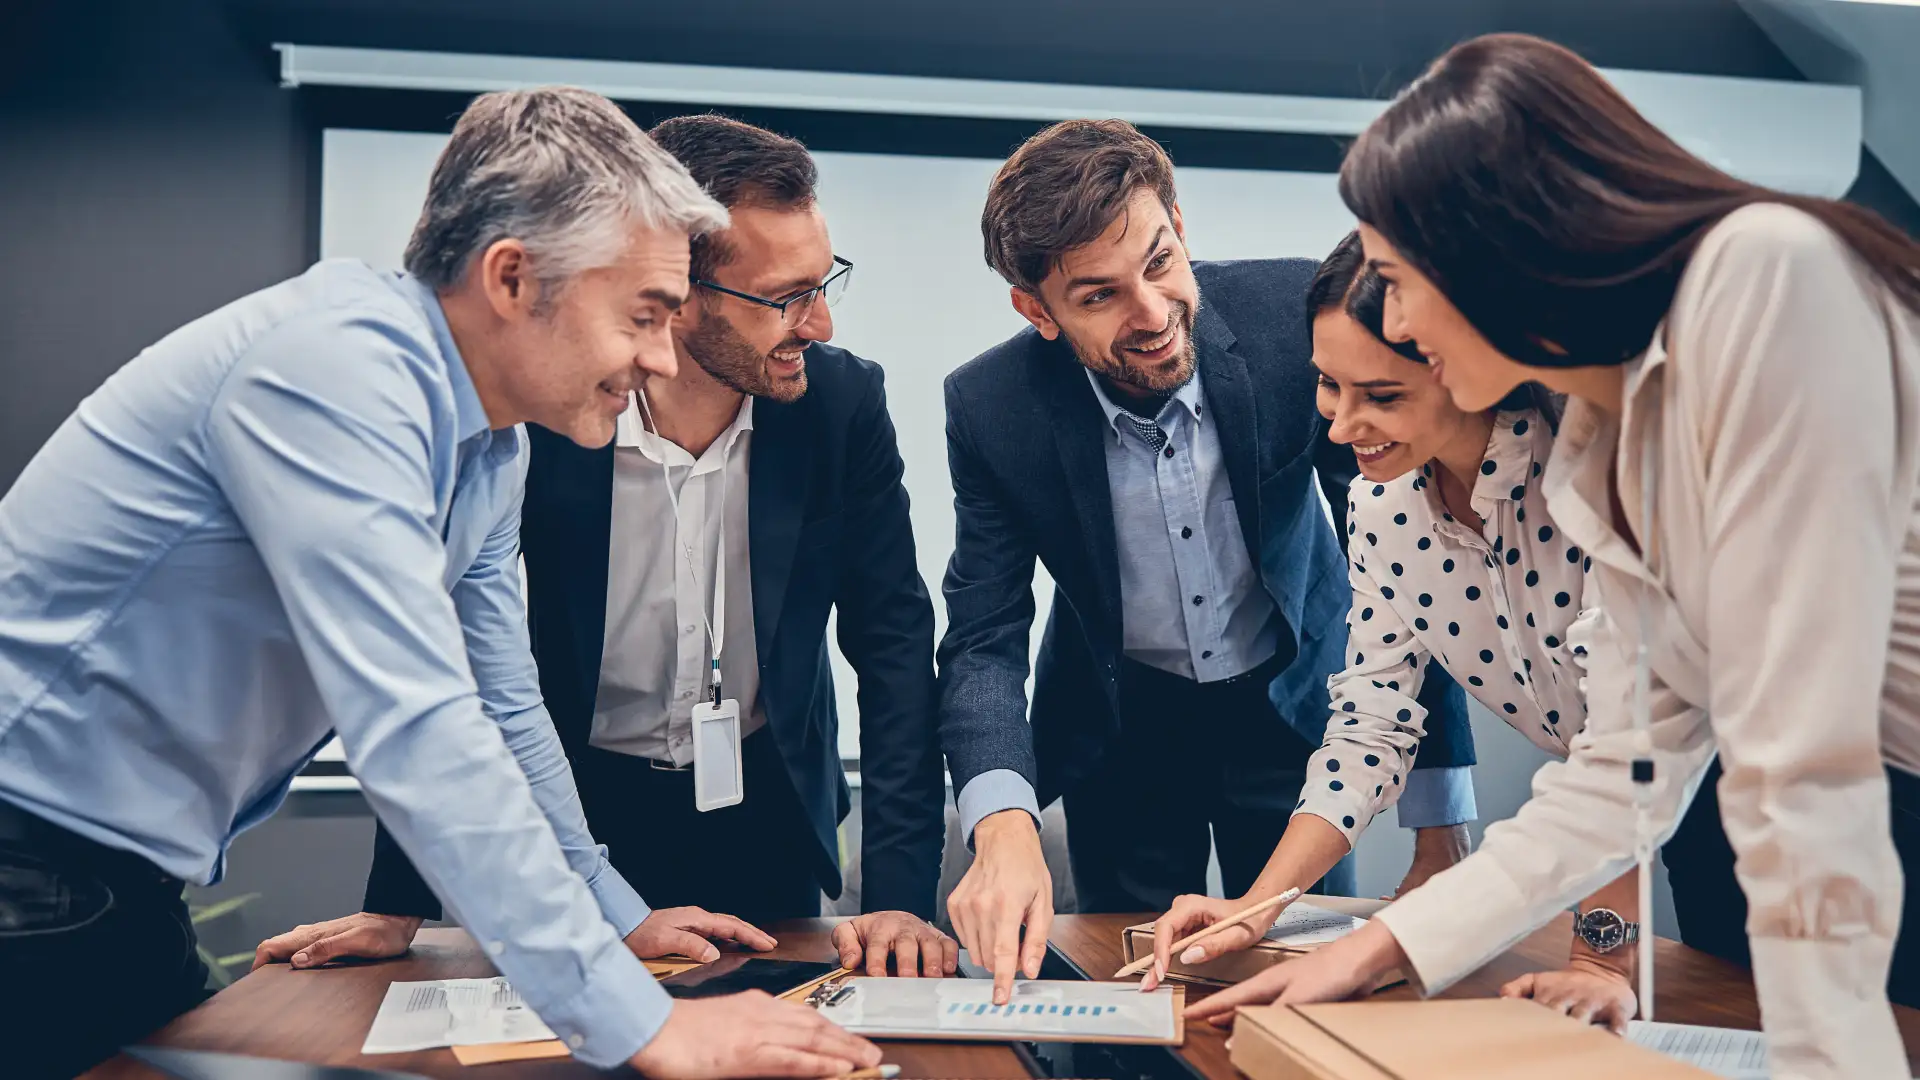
[
  {"x1": 637, "y1": 389, "x2": 728, "y2": 705},
  {"x1": 1630, "y1": 426, "x2": 1658, "y2": 1020}
]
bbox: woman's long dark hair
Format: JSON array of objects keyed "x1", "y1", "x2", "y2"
[
  {"x1": 1308, "y1": 230, "x2": 1557, "y2": 422},
  {"x1": 1338, "y1": 33, "x2": 1920, "y2": 370}
]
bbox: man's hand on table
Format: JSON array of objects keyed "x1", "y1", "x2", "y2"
[
  {"x1": 629, "y1": 992, "x2": 882, "y2": 1079},
  {"x1": 946, "y1": 809, "x2": 1052, "y2": 1005},
  {"x1": 1183, "y1": 918, "x2": 1409, "y2": 1026},
  {"x1": 252, "y1": 912, "x2": 423, "y2": 971},
  {"x1": 624, "y1": 906, "x2": 778, "y2": 963},
  {"x1": 832, "y1": 910, "x2": 958, "y2": 977},
  {"x1": 1501, "y1": 954, "x2": 1638, "y2": 1034}
]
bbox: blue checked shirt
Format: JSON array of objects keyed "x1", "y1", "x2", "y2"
[{"x1": 0, "y1": 260, "x2": 666, "y2": 1067}]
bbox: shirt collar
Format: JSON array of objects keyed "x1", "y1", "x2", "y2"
[
  {"x1": 614, "y1": 391, "x2": 755, "y2": 467},
  {"x1": 1084, "y1": 367, "x2": 1204, "y2": 435},
  {"x1": 395, "y1": 273, "x2": 493, "y2": 445},
  {"x1": 1469, "y1": 408, "x2": 1547, "y2": 508}
]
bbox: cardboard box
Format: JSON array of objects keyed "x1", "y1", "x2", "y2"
[
  {"x1": 1229, "y1": 999, "x2": 1715, "y2": 1080},
  {"x1": 1120, "y1": 896, "x2": 1404, "y2": 990}
]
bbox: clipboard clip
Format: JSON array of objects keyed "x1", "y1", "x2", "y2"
[{"x1": 804, "y1": 979, "x2": 856, "y2": 1009}]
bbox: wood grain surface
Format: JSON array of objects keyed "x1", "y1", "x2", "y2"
[{"x1": 84, "y1": 914, "x2": 1920, "y2": 1079}]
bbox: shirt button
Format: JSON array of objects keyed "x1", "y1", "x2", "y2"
[
  {"x1": 487, "y1": 941, "x2": 505, "y2": 956},
  {"x1": 1202, "y1": 650, "x2": 1214, "y2": 659},
  {"x1": 1191, "y1": 595, "x2": 1203, "y2": 606},
  {"x1": 1163, "y1": 445, "x2": 1176, "y2": 459},
  {"x1": 567, "y1": 1034, "x2": 585, "y2": 1050},
  {"x1": 1180, "y1": 526, "x2": 1193, "y2": 540},
  {"x1": 684, "y1": 624, "x2": 698, "y2": 634}
]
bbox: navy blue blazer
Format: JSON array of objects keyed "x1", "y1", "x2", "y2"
[
  {"x1": 937, "y1": 259, "x2": 1473, "y2": 807},
  {"x1": 364, "y1": 345, "x2": 947, "y2": 919}
]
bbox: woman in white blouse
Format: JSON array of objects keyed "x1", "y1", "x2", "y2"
[
  {"x1": 1145, "y1": 232, "x2": 1654, "y2": 1028},
  {"x1": 1194, "y1": 33, "x2": 1920, "y2": 1078}
]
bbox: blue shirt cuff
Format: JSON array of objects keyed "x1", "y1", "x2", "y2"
[
  {"x1": 585, "y1": 861, "x2": 651, "y2": 940},
  {"x1": 955, "y1": 769, "x2": 1041, "y2": 850},
  {"x1": 539, "y1": 937, "x2": 674, "y2": 1068},
  {"x1": 1395, "y1": 766, "x2": 1476, "y2": 828}
]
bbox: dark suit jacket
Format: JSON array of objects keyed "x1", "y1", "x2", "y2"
[
  {"x1": 937, "y1": 259, "x2": 1473, "y2": 807},
  {"x1": 364, "y1": 345, "x2": 947, "y2": 920}
]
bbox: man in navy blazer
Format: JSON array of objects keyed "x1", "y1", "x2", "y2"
[
  {"x1": 257, "y1": 116, "x2": 953, "y2": 977},
  {"x1": 938, "y1": 120, "x2": 1476, "y2": 999}
]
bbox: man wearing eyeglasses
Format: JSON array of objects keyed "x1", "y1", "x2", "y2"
[{"x1": 257, "y1": 114, "x2": 953, "y2": 978}]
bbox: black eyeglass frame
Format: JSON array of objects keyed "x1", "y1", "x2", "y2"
[{"x1": 691, "y1": 256, "x2": 853, "y2": 324}]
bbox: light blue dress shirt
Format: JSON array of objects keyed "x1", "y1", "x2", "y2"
[
  {"x1": 0, "y1": 260, "x2": 666, "y2": 1067},
  {"x1": 955, "y1": 371, "x2": 1472, "y2": 842},
  {"x1": 1087, "y1": 369, "x2": 1280, "y2": 681}
]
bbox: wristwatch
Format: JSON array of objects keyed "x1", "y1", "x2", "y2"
[{"x1": 1573, "y1": 907, "x2": 1640, "y2": 954}]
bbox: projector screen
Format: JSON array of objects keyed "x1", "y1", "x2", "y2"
[{"x1": 318, "y1": 128, "x2": 1357, "y2": 762}]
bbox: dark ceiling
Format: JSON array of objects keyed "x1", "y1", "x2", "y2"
[{"x1": 215, "y1": 0, "x2": 1804, "y2": 99}]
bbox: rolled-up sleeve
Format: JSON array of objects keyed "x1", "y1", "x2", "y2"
[{"x1": 203, "y1": 315, "x2": 667, "y2": 1068}]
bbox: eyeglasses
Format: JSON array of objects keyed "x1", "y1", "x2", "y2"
[{"x1": 693, "y1": 256, "x2": 853, "y2": 330}]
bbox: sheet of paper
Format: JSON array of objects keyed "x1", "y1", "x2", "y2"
[
  {"x1": 817, "y1": 977, "x2": 1178, "y2": 1042},
  {"x1": 1262, "y1": 902, "x2": 1365, "y2": 948},
  {"x1": 1627, "y1": 1021, "x2": 1768, "y2": 1080},
  {"x1": 361, "y1": 977, "x2": 557, "y2": 1055}
]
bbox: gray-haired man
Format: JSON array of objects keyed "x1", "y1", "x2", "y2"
[{"x1": 0, "y1": 88, "x2": 880, "y2": 1079}]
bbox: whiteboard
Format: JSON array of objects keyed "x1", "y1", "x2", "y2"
[{"x1": 317, "y1": 128, "x2": 1357, "y2": 763}]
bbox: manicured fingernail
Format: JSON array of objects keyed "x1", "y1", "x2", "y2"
[
  {"x1": 701, "y1": 946, "x2": 720, "y2": 962},
  {"x1": 292, "y1": 952, "x2": 309, "y2": 966},
  {"x1": 1180, "y1": 946, "x2": 1205, "y2": 964}
]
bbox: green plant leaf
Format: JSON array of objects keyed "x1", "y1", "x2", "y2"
[
  {"x1": 188, "y1": 893, "x2": 261, "y2": 925},
  {"x1": 198, "y1": 946, "x2": 234, "y2": 988}
]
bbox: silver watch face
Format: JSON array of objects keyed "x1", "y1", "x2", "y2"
[{"x1": 1578, "y1": 908, "x2": 1629, "y2": 952}]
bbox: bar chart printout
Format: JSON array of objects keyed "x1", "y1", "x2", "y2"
[{"x1": 817, "y1": 978, "x2": 1180, "y2": 1042}]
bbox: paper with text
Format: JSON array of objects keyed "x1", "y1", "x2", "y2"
[
  {"x1": 818, "y1": 978, "x2": 1178, "y2": 1042},
  {"x1": 361, "y1": 977, "x2": 557, "y2": 1055},
  {"x1": 1628, "y1": 1021, "x2": 1767, "y2": 1079},
  {"x1": 1262, "y1": 902, "x2": 1366, "y2": 949}
]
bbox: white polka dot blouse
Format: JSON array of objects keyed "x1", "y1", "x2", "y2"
[{"x1": 1294, "y1": 408, "x2": 1597, "y2": 844}]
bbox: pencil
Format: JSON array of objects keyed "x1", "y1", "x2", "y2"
[{"x1": 1112, "y1": 887, "x2": 1304, "y2": 979}]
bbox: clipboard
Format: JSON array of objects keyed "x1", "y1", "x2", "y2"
[{"x1": 800, "y1": 976, "x2": 1185, "y2": 1046}]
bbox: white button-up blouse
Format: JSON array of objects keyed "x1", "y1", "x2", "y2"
[
  {"x1": 1295, "y1": 408, "x2": 1594, "y2": 843},
  {"x1": 1373, "y1": 203, "x2": 1920, "y2": 1079}
]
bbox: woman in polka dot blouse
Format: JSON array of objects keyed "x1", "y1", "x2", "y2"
[{"x1": 1144, "y1": 232, "x2": 1644, "y2": 1027}]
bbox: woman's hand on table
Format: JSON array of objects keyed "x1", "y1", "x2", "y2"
[
  {"x1": 1182, "y1": 918, "x2": 1409, "y2": 1026},
  {"x1": 1141, "y1": 893, "x2": 1274, "y2": 992}
]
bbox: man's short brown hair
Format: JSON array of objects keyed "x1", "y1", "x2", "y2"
[
  {"x1": 980, "y1": 119, "x2": 1178, "y2": 294},
  {"x1": 648, "y1": 113, "x2": 817, "y2": 282}
]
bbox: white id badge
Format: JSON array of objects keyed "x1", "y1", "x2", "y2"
[{"x1": 692, "y1": 697, "x2": 744, "y2": 812}]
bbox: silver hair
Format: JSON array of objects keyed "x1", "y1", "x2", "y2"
[{"x1": 403, "y1": 86, "x2": 728, "y2": 300}]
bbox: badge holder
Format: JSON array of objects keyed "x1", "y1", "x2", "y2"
[{"x1": 693, "y1": 663, "x2": 743, "y2": 813}]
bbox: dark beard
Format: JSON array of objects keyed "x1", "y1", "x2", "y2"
[
  {"x1": 681, "y1": 312, "x2": 808, "y2": 403},
  {"x1": 1071, "y1": 299, "x2": 1198, "y2": 396}
]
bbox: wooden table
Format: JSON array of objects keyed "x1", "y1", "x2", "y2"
[{"x1": 87, "y1": 915, "x2": 1920, "y2": 1078}]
